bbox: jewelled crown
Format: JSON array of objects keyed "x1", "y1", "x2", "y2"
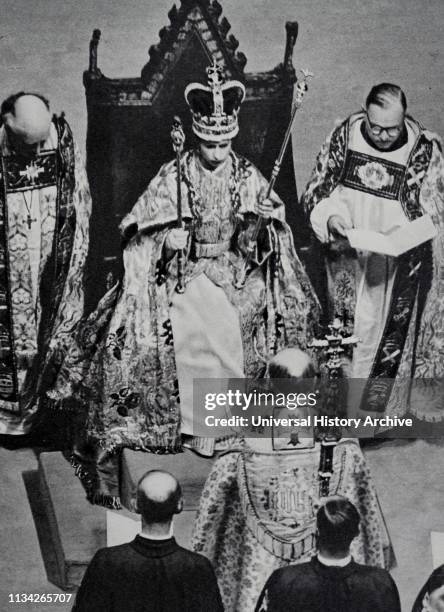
[{"x1": 184, "y1": 62, "x2": 246, "y2": 142}]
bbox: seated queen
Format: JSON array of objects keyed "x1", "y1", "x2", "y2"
[{"x1": 51, "y1": 62, "x2": 319, "y2": 507}]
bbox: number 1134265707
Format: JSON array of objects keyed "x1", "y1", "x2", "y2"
[{"x1": 8, "y1": 593, "x2": 73, "y2": 603}]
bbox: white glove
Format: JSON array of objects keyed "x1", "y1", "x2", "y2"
[
  {"x1": 165, "y1": 228, "x2": 189, "y2": 250},
  {"x1": 256, "y1": 197, "x2": 274, "y2": 218}
]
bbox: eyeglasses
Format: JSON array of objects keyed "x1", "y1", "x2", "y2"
[{"x1": 366, "y1": 117, "x2": 403, "y2": 138}]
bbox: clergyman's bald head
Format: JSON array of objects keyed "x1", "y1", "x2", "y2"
[
  {"x1": 269, "y1": 348, "x2": 315, "y2": 379},
  {"x1": 136, "y1": 470, "x2": 182, "y2": 524},
  {"x1": 1, "y1": 92, "x2": 51, "y2": 153}
]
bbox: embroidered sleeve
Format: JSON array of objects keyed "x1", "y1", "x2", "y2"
[
  {"x1": 235, "y1": 160, "x2": 284, "y2": 265},
  {"x1": 238, "y1": 156, "x2": 286, "y2": 222},
  {"x1": 419, "y1": 140, "x2": 444, "y2": 225},
  {"x1": 119, "y1": 159, "x2": 185, "y2": 236},
  {"x1": 309, "y1": 185, "x2": 353, "y2": 243},
  {"x1": 47, "y1": 141, "x2": 91, "y2": 347},
  {"x1": 300, "y1": 121, "x2": 348, "y2": 216}
]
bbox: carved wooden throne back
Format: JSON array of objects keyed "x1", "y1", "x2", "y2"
[{"x1": 83, "y1": 0, "x2": 306, "y2": 311}]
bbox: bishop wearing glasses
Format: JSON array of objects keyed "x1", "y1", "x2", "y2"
[{"x1": 302, "y1": 83, "x2": 444, "y2": 421}]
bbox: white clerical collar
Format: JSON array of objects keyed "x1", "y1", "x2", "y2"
[
  {"x1": 353, "y1": 117, "x2": 414, "y2": 160},
  {"x1": 139, "y1": 523, "x2": 174, "y2": 541},
  {"x1": 317, "y1": 552, "x2": 352, "y2": 567}
]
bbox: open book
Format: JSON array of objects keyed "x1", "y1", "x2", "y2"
[{"x1": 346, "y1": 214, "x2": 437, "y2": 257}]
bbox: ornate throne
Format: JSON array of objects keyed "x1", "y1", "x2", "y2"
[{"x1": 83, "y1": 0, "x2": 310, "y2": 312}]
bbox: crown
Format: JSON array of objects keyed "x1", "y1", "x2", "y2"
[{"x1": 184, "y1": 62, "x2": 246, "y2": 142}]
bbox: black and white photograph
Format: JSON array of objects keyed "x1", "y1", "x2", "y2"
[{"x1": 1, "y1": 0, "x2": 444, "y2": 610}]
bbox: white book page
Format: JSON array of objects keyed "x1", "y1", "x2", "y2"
[{"x1": 346, "y1": 214, "x2": 437, "y2": 256}]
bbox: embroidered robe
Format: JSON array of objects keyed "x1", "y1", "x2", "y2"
[
  {"x1": 302, "y1": 113, "x2": 444, "y2": 419},
  {"x1": 192, "y1": 439, "x2": 393, "y2": 612},
  {"x1": 0, "y1": 118, "x2": 90, "y2": 434},
  {"x1": 50, "y1": 149, "x2": 319, "y2": 506}
]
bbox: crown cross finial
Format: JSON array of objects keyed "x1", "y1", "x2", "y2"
[
  {"x1": 206, "y1": 61, "x2": 225, "y2": 117},
  {"x1": 206, "y1": 61, "x2": 224, "y2": 87}
]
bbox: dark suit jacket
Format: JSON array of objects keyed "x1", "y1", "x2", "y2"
[
  {"x1": 255, "y1": 557, "x2": 401, "y2": 612},
  {"x1": 72, "y1": 536, "x2": 223, "y2": 612}
]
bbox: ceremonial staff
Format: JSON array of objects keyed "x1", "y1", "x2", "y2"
[
  {"x1": 309, "y1": 318, "x2": 360, "y2": 496},
  {"x1": 170, "y1": 116, "x2": 186, "y2": 293},
  {"x1": 235, "y1": 69, "x2": 313, "y2": 289}
]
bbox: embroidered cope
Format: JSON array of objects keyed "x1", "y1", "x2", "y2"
[
  {"x1": 0, "y1": 119, "x2": 91, "y2": 434},
  {"x1": 51, "y1": 149, "x2": 319, "y2": 507},
  {"x1": 192, "y1": 440, "x2": 393, "y2": 612},
  {"x1": 303, "y1": 113, "x2": 444, "y2": 419}
]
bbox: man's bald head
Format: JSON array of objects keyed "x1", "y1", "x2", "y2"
[
  {"x1": 269, "y1": 348, "x2": 315, "y2": 379},
  {"x1": 136, "y1": 470, "x2": 182, "y2": 524},
  {"x1": 1, "y1": 92, "x2": 51, "y2": 154}
]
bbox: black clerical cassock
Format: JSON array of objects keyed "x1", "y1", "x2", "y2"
[
  {"x1": 72, "y1": 535, "x2": 223, "y2": 612},
  {"x1": 255, "y1": 557, "x2": 401, "y2": 612}
]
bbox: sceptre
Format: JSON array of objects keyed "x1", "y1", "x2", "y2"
[
  {"x1": 170, "y1": 116, "x2": 186, "y2": 293},
  {"x1": 235, "y1": 69, "x2": 313, "y2": 289}
]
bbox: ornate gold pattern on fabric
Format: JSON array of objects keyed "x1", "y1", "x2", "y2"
[
  {"x1": 192, "y1": 442, "x2": 393, "y2": 612},
  {"x1": 0, "y1": 116, "x2": 91, "y2": 429},
  {"x1": 3, "y1": 151, "x2": 57, "y2": 192},
  {"x1": 342, "y1": 150, "x2": 405, "y2": 200},
  {"x1": 238, "y1": 450, "x2": 319, "y2": 560},
  {"x1": 48, "y1": 146, "x2": 319, "y2": 502},
  {"x1": 181, "y1": 151, "x2": 244, "y2": 235},
  {"x1": 194, "y1": 239, "x2": 231, "y2": 258}
]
